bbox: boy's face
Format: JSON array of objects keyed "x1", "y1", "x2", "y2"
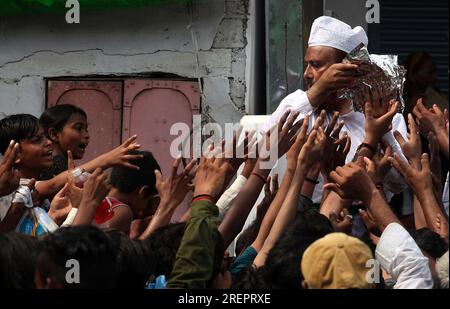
[{"x1": 18, "y1": 126, "x2": 53, "y2": 177}]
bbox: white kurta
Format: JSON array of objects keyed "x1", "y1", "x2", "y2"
[
  {"x1": 266, "y1": 89, "x2": 408, "y2": 203},
  {"x1": 376, "y1": 223, "x2": 434, "y2": 289}
]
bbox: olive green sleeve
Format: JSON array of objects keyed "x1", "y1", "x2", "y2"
[{"x1": 167, "y1": 200, "x2": 220, "y2": 289}]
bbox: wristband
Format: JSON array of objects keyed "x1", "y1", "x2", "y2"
[{"x1": 192, "y1": 194, "x2": 216, "y2": 203}]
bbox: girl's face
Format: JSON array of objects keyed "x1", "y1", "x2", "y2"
[
  {"x1": 18, "y1": 126, "x2": 53, "y2": 178},
  {"x1": 54, "y1": 113, "x2": 89, "y2": 160}
]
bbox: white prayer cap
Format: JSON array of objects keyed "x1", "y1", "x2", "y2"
[{"x1": 308, "y1": 16, "x2": 368, "y2": 53}]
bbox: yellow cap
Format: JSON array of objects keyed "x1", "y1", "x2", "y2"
[{"x1": 301, "y1": 233, "x2": 374, "y2": 289}]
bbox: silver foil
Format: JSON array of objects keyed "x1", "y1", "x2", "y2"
[{"x1": 338, "y1": 43, "x2": 406, "y2": 113}]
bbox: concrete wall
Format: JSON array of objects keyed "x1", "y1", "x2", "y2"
[{"x1": 0, "y1": 0, "x2": 250, "y2": 126}]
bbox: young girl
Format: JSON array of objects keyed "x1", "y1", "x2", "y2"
[
  {"x1": 36, "y1": 104, "x2": 143, "y2": 200},
  {"x1": 39, "y1": 104, "x2": 89, "y2": 180}
]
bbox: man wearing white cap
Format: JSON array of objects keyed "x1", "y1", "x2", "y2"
[{"x1": 267, "y1": 16, "x2": 408, "y2": 203}]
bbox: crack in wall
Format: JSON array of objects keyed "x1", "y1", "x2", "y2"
[{"x1": 0, "y1": 48, "x2": 203, "y2": 70}]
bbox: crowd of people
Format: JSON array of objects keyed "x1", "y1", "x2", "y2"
[{"x1": 0, "y1": 16, "x2": 448, "y2": 290}]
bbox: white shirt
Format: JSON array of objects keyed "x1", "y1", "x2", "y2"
[
  {"x1": 266, "y1": 89, "x2": 408, "y2": 202},
  {"x1": 375, "y1": 223, "x2": 434, "y2": 289}
]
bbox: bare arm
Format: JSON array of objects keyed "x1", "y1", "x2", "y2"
[
  {"x1": 254, "y1": 127, "x2": 327, "y2": 267},
  {"x1": 219, "y1": 110, "x2": 300, "y2": 248},
  {"x1": 251, "y1": 116, "x2": 310, "y2": 252},
  {"x1": 36, "y1": 136, "x2": 142, "y2": 200}
]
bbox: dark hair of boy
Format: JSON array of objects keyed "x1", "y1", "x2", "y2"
[
  {"x1": 110, "y1": 150, "x2": 161, "y2": 196},
  {"x1": 107, "y1": 230, "x2": 155, "y2": 289},
  {"x1": 0, "y1": 114, "x2": 40, "y2": 155},
  {"x1": 36, "y1": 225, "x2": 118, "y2": 289},
  {"x1": 262, "y1": 212, "x2": 333, "y2": 289},
  {"x1": 143, "y1": 223, "x2": 185, "y2": 278},
  {"x1": 412, "y1": 228, "x2": 449, "y2": 259},
  {"x1": 0, "y1": 232, "x2": 40, "y2": 289}
]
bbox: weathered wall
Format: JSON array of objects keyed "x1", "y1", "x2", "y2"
[
  {"x1": 0, "y1": 0, "x2": 249, "y2": 126},
  {"x1": 324, "y1": 0, "x2": 368, "y2": 31}
]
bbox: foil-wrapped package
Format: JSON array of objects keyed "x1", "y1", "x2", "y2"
[{"x1": 338, "y1": 43, "x2": 406, "y2": 113}]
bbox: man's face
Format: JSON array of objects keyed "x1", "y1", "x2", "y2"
[{"x1": 303, "y1": 46, "x2": 343, "y2": 90}]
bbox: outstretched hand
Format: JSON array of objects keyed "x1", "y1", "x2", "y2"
[
  {"x1": 193, "y1": 153, "x2": 235, "y2": 201},
  {"x1": 155, "y1": 157, "x2": 196, "y2": 210},
  {"x1": 100, "y1": 135, "x2": 144, "y2": 170},
  {"x1": 364, "y1": 99, "x2": 399, "y2": 147},
  {"x1": 0, "y1": 140, "x2": 21, "y2": 196}
]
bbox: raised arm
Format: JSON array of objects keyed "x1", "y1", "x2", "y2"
[
  {"x1": 35, "y1": 135, "x2": 143, "y2": 200},
  {"x1": 138, "y1": 158, "x2": 196, "y2": 240},
  {"x1": 390, "y1": 153, "x2": 448, "y2": 234},
  {"x1": 218, "y1": 110, "x2": 301, "y2": 248},
  {"x1": 251, "y1": 115, "x2": 310, "y2": 252},
  {"x1": 253, "y1": 126, "x2": 327, "y2": 267},
  {"x1": 413, "y1": 99, "x2": 449, "y2": 158},
  {"x1": 0, "y1": 140, "x2": 20, "y2": 197}
]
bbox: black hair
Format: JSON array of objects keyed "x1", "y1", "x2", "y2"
[
  {"x1": 142, "y1": 222, "x2": 224, "y2": 287},
  {"x1": 232, "y1": 266, "x2": 270, "y2": 289},
  {"x1": 0, "y1": 114, "x2": 40, "y2": 155},
  {"x1": 262, "y1": 212, "x2": 333, "y2": 289},
  {"x1": 412, "y1": 228, "x2": 448, "y2": 259},
  {"x1": 39, "y1": 104, "x2": 87, "y2": 141},
  {"x1": 37, "y1": 225, "x2": 118, "y2": 289},
  {"x1": 106, "y1": 230, "x2": 155, "y2": 289},
  {"x1": 143, "y1": 223, "x2": 185, "y2": 278},
  {"x1": 110, "y1": 150, "x2": 161, "y2": 195},
  {"x1": 0, "y1": 232, "x2": 40, "y2": 289}
]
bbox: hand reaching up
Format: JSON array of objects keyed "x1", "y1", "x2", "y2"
[
  {"x1": 193, "y1": 155, "x2": 234, "y2": 201},
  {"x1": 286, "y1": 115, "x2": 309, "y2": 172},
  {"x1": 155, "y1": 157, "x2": 196, "y2": 210},
  {"x1": 0, "y1": 140, "x2": 20, "y2": 196},
  {"x1": 80, "y1": 168, "x2": 111, "y2": 209},
  {"x1": 323, "y1": 160, "x2": 376, "y2": 201},
  {"x1": 297, "y1": 125, "x2": 327, "y2": 171},
  {"x1": 413, "y1": 99, "x2": 447, "y2": 137},
  {"x1": 98, "y1": 135, "x2": 144, "y2": 170},
  {"x1": 394, "y1": 114, "x2": 422, "y2": 167},
  {"x1": 262, "y1": 110, "x2": 302, "y2": 163},
  {"x1": 48, "y1": 183, "x2": 72, "y2": 225},
  {"x1": 364, "y1": 99, "x2": 399, "y2": 147},
  {"x1": 389, "y1": 153, "x2": 433, "y2": 196},
  {"x1": 363, "y1": 145, "x2": 392, "y2": 185}
]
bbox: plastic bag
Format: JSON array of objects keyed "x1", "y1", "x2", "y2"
[
  {"x1": 338, "y1": 43, "x2": 406, "y2": 113},
  {"x1": 15, "y1": 207, "x2": 59, "y2": 237}
]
